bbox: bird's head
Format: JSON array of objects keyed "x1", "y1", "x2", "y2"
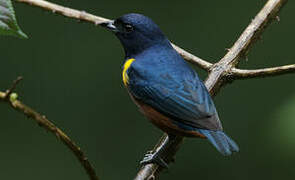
[{"x1": 101, "y1": 13, "x2": 170, "y2": 57}]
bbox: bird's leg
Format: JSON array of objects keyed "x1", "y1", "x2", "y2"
[{"x1": 140, "y1": 134, "x2": 177, "y2": 168}]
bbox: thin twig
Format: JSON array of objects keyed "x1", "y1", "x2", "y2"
[
  {"x1": 17, "y1": 0, "x2": 109, "y2": 24},
  {"x1": 231, "y1": 64, "x2": 295, "y2": 79},
  {"x1": 0, "y1": 88, "x2": 99, "y2": 180},
  {"x1": 4, "y1": 76, "x2": 23, "y2": 100},
  {"x1": 171, "y1": 44, "x2": 212, "y2": 71}
]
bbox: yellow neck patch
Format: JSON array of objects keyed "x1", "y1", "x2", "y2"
[{"x1": 122, "y1": 58, "x2": 135, "y2": 86}]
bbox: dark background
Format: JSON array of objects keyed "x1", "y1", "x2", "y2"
[{"x1": 1, "y1": 0, "x2": 295, "y2": 179}]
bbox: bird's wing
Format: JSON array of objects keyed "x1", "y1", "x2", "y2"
[{"x1": 129, "y1": 72, "x2": 222, "y2": 130}]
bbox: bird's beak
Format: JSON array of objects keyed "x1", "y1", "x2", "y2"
[{"x1": 100, "y1": 20, "x2": 118, "y2": 32}]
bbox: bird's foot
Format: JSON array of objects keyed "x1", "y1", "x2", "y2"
[{"x1": 140, "y1": 151, "x2": 168, "y2": 168}]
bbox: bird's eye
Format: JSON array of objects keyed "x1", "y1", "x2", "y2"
[{"x1": 124, "y1": 24, "x2": 134, "y2": 33}]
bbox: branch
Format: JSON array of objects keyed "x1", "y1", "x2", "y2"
[
  {"x1": 15, "y1": 0, "x2": 212, "y2": 71},
  {"x1": 171, "y1": 44, "x2": 212, "y2": 71},
  {"x1": 0, "y1": 80, "x2": 99, "y2": 180},
  {"x1": 4, "y1": 76, "x2": 23, "y2": 100},
  {"x1": 231, "y1": 64, "x2": 295, "y2": 79},
  {"x1": 17, "y1": 0, "x2": 109, "y2": 24},
  {"x1": 204, "y1": 0, "x2": 287, "y2": 96}
]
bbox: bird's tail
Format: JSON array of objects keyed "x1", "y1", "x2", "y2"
[{"x1": 197, "y1": 129, "x2": 239, "y2": 156}]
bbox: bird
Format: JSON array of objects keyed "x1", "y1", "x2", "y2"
[{"x1": 101, "y1": 13, "x2": 239, "y2": 168}]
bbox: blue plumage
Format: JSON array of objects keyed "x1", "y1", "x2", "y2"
[
  {"x1": 102, "y1": 13, "x2": 238, "y2": 162},
  {"x1": 197, "y1": 129, "x2": 239, "y2": 156}
]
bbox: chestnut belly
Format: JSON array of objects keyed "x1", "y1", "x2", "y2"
[{"x1": 133, "y1": 98, "x2": 206, "y2": 138}]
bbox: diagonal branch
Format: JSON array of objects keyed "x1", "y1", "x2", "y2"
[
  {"x1": 171, "y1": 44, "x2": 212, "y2": 71},
  {"x1": 231, "y1": 64, "x2": 295, "y2": 79},
  {"x1": 204, "y1": 0, "x2": 287, "y2": 96},
  {"x1": 0, "y1": 84, "x2": 99, "y2": 180},
  {"x1": 4, "y1": 76, "x2": 23, "y2": 100},
  {"x1": 17, "y1": 0, "x2": 109, "y2": 24},
  {"x1": 15, "y1": 0, "x2": 212, "y2": 71}
]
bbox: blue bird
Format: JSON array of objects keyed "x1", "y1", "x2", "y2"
[{"x1": 101, "y1": 13, "x2": 239, "y2": 168}]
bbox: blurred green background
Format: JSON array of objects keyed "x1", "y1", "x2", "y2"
[{"x1": 1, "y1": 0, "x2": 295, "y2": 179}]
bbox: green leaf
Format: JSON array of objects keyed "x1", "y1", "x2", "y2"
[{"x1": 0, "y1": 0, "x2": 27, "y2": 38}]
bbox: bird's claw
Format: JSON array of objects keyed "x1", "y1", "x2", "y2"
[{"x1": 140, "y1": 152, "x2": 168, "y2": 168}]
